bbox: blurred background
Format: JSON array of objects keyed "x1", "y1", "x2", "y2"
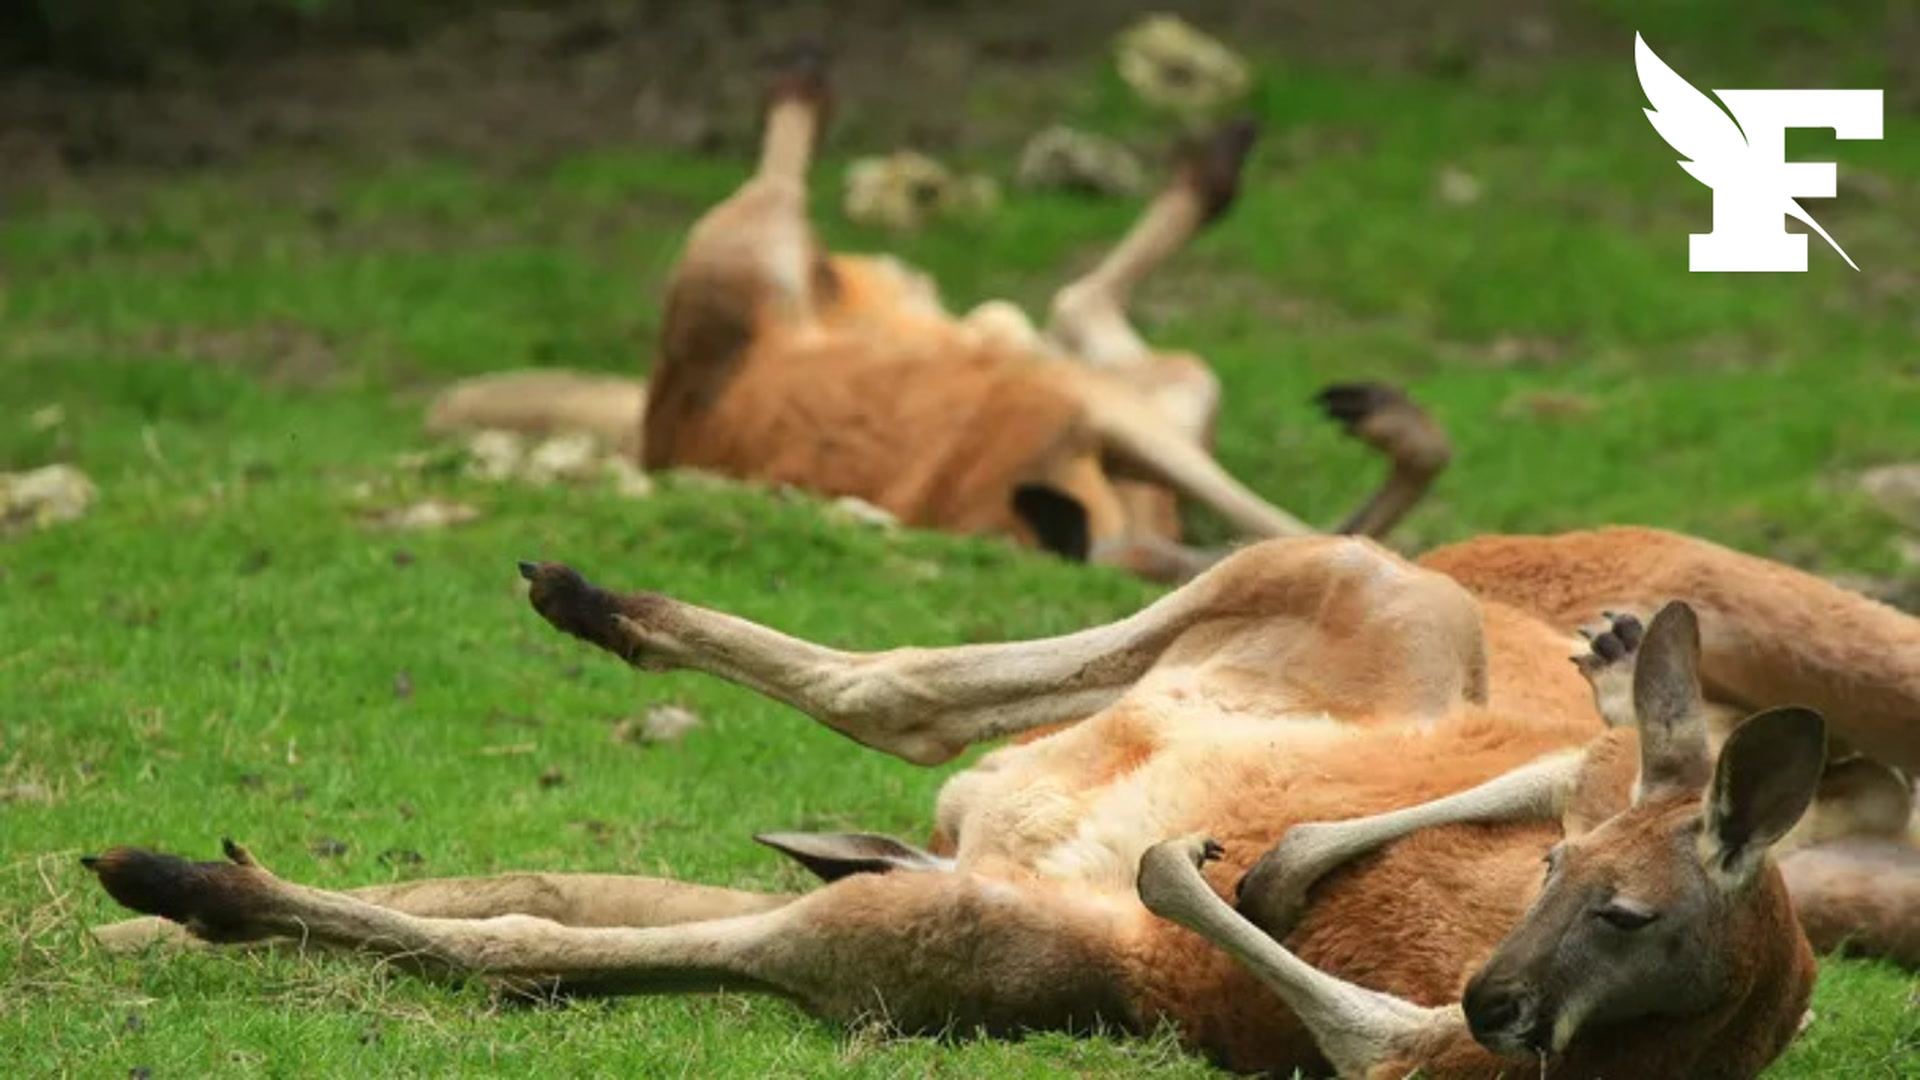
[{"x1": 4, "y1": 1, "x2": 1915, "y2": 184}]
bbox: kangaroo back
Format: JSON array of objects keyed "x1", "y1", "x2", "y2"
[{"x1": 1780, "y1": 837, "x2": 1920, "y2": 966}]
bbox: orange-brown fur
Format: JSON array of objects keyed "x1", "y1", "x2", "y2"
[
  {"x1": 425, "y1": 65, "x2": 1448, "y2": 580},
  {"x1": 1423, "y1": 528, "x2": 1920, "y2": 773},
  {"x1": 1121, "y1": 715, "x2": 1590, "y2": 1072},
  {"x1": 87, "y1": 526, "x2": 1908, "y2": 1079},
  {"x1": 651, "y1": 287, "x2": 1094, "y2": 546},
  {"x1": 81, "y1": 57, "x2": 1911, "y2": 1080}
]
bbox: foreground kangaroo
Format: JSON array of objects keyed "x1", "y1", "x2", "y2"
[
  {"x1": 87, "y1": 527, "x2": 1918, "y2": 1077},
  {"x1": 425, "y1": 55, "x2": 1451, "y2": 582}
]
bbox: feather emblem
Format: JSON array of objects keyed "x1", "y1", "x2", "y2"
[{"x1": 1635, "y1": 33, "x2": 1858, "y2": 270}]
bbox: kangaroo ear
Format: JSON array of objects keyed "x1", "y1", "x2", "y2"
[
  {"x1": 754, "y1": 831, "x2": 953, "y2": 882},
  {"x1": 1701, "y1": 707, "x2": 1826, "y2": 888},
  {"x1": 1631, "y1": 601, "x2": 1712, "y2": 801}
]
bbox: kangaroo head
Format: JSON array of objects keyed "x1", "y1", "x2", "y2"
[{"x1": 1462, "y1": 601, "x2": 1825, "y2": 1058}]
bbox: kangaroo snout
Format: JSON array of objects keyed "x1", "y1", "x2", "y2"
[{"x1": 1462, "y1": 973, "x2": 1549, "y2": 1056}]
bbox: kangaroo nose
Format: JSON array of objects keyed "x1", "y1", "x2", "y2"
[{"x1": 1463, "y1": 977, "x2": 1530, "y2": 1045}]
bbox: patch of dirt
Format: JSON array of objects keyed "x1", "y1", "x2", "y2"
[{"x1": 1, "y1": 1, "x2": 1612, "y2": 195}]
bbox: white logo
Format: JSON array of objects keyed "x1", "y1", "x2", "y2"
[{"x1": 1635, "y1": 33, "x2": 1882, "y2": 272}]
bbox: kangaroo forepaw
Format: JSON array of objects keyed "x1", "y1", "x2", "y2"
[
  {"x1": 1571, "y1": 612, "x2": 1644, "y2": 674},
  {"x1": 1572, "y1": 611, "x2": 1645, "y2": 727},
  {"x1": 1138, "y1": 833, "x2": 1226, "y2": 924},
  {"x1": 1234, "y1": 821, "x2": 1344, "y2": 939},
  {"x1": 82, "y1": 841, "x2": 277, "y2": 943}
]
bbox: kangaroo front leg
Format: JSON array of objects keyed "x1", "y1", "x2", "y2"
[
  {"x1": 520, "y1": 559, "x2": 1221, "y2": 765},
  {"x1": 1139, "y1": 835, "x2": 1465, "y2": 1080},
  {"x1": 1570, "y1": 612, "x2": 1646, "y2": 728},
  {"x1": 1066, "y1": 369, "x2": 1316, "y2": 539},
  {"x1": 1236, "y1": 750, "x2": 1587, "y2": 940}
]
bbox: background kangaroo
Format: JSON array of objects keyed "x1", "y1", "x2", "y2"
[
  {"x1": 424, "y1": 53, "x2": 1452, "y2": 582},
  {"x1": 86, "y1": 526, "x2": 1918, "y2": 1077}
]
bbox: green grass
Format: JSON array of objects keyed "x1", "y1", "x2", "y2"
[{"x1": 3, "y1": 13, "x2": 1919, "y2": 1078}]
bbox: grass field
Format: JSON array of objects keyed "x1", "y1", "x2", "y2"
[{"x1": 2, "y1": 5, "x2": 1918, "y2": 1076}]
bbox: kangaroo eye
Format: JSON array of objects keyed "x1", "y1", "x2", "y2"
[{"x1": 1596, "y1": 903, "x2": 1659, "y2": 931}]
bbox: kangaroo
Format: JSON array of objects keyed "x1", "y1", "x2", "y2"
[
  {"x1": 424, "y1": 52, "x2": 1451, "y2": 583},
  {"x1": 85, "y1": 526, "x2": 1918, "y2": 1077}
]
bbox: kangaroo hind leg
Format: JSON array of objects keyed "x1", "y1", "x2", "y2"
[{"x1": 85, "y1": 840, "x2": 1136, "y2": 1035}]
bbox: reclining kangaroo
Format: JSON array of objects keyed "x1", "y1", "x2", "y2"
[
  {"x1": 87, "y1": 527, "x2": 1917, "y2": 1077},
  {"x1": 424, "y1": 54, "x2": 1451, "y2": 583}
]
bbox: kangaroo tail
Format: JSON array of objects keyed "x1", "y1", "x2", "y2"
[{"x1": 424, "y1": 370, "x2": 648, "y2": 457}]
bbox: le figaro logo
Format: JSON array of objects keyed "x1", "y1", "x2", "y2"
[{"x1": 1635, "y1": 34, "x2": 1882, "y2": 273}]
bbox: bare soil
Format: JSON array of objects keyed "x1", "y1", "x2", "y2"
[{"x1": 0, "y1": 0, "x2": 1605, "y2": 195}]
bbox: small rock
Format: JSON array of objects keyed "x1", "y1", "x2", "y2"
[
  {"x1": 845, "y1": 152, "x2": 944, "y2": 230},
  {"x1": 523, "y1": 432, "x2": 603, "y2": 485},
  {"x1": 361, "y1": 499, "x2": 481, "y2": 532},
  {"x1": 1, "y1": 464, "x2": 97, "y2": 534},
  {"x1": 1436, "y1": 166, "x2": 1483, "y2": 206},
  {"x1": 310, "y1": 836, "x2": 350, "y2": 858},
  {"x1": 829, "y1": 495, "x2": 900, "y2": 530},
  {"x1": 1860, "y1": 464, "x2": 1920, "y2": 530},
  {"x1": 605, "y1": 457, "x2": 656, "y2": 499},
  {"x1": 465, "y1": 430, "x2": 526, "y2": 482},
  {"x1": 843, "y1": 152, "x2": 999, "y2": 231},
  {"x1": 612, "y1": 703, "x2": 703, "y2": 745},
  {"x1": 1017, "y1": 126, "x2": 1147, "y2": 198},
  {"x1": 1114, "y1": 14, "x2": 1251, "y2": 114},
  {"x1": 393, "y1": 670, "x2": 414, "y2": 700}
]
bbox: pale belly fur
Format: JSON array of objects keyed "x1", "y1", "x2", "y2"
[{"x1": 934, "y1": 689, "x2": 1360, "y2": 892}]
